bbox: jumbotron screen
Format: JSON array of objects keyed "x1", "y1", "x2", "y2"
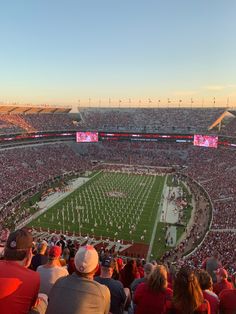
[
  {"x1": 76, "y1": 132, "x2": 99, "y2": 143},
  {"x1": 193, "y1": 134, "x2": 218, "y2": 148}
]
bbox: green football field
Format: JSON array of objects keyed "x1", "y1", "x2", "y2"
[{"x1": 28, "y1": 171, "x2": 165, "y2": 245}]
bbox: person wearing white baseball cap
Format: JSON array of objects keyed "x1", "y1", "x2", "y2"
[{"x1": 46, "y1": 245, "x2": 110, "y2": 314}]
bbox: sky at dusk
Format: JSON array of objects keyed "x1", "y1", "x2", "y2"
[{"x1": 0, "y1": 0, "x2": 236, "y2": 107}]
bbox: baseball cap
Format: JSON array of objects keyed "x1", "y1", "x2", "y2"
[
  {"x1": 49, "y1": 246, "x2": 61, "y2": 259},
  {"x1": 215, "y1": 268, "x2": 228, "y2": 278},
  {"x1": 101, "y1": 256, "x2": 115, "y2": 268},
  {"x1": 74, "y1": 245, "x2": 98, "y2": 273},
  {"x1": 6, "y1": 229, "x2": 33, "y2": 251}
]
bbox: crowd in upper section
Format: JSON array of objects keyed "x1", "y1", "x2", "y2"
[
  {"x1": 1, "y1": 107, "x2": 236, "y2": 135},
  {"x1": 0, "y1": 143, "x2": 89, "y2": 207},
  {"x1": 0, "y1": 113, "x2": 77, "y2": 134},
  {"x1": 78, "y1": 107, "x2": 226, "y2": 133}
]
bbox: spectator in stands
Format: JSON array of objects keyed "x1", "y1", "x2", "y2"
[
  {"x1": 134, "y1": 265, "x2": 173, "y2": 314},
  {"x1": 213, "y1": 268, "x2": 233, "y2": 296},
  {"x1": 95, "y1": 256, "x2": 129, "y2": 314},
  {"x1": 136, "y1": 258, "x2": 144, "y2": 278},
  {"x1": 37, "y1": 245, "x2": 68, "y2": 296},
  {"x1": 46, "y1": 245, "x2": 110, "y2": 314},
  {"x1": 168, "y1": 267, "x2": 210, "y2": 314},
  {"x1": 130, "y1": 262, "x2": 154, "y2": 295},
  {"x1": 56, "y1": 235, "x2": 66, "y2": 251},
  {"x1": 67, "y1": 247, "x2": 76, "y2": 275},
  {"x1": 0, "y1": 228, "x2": 46, "y2": 314},
  {"x1": 219, "y1": 287, "x2": 236, "y2": 314},
  {"x1": 202, "y1": 251, "x2": 222, "y2": 283},
  {"x1": 119, "y1": 259, "x2": 140, "y2": 288},
  {"x1": 197, "y1": 269, "x2": 219, "y2": 314},
  {"x1": 31, "y1": 240, "x2": 48, "y2": 271}
]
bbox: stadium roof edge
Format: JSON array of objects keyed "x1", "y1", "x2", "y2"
[
  {"x1": 208, "y1": 110, "x2": 234, "y2": 131},
  {"x1": 0, "y1": 105, "x2": 72, "y2": 114}
]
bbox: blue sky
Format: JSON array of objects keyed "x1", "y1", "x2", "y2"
[{"x1": 0, "y1": 0, "x2": 235, "y2": 107}]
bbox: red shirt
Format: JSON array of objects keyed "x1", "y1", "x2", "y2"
[
  {"x1": 168, "y1": 299, "x2": 210, "y2": 314},
  {"x1": 0, "y1": 260, "x2": 40, "y2": 314},
  {"x1": 219, "y1": 289, "x2": 236, "y2": 314},
  {"x1": 203, "y1": 290, "x2": 219, "y2": 314},
  {"x1": 134, "y1": 282, "x2": 173, "y2": 314},
  {"x1": 213, "y1": 279, "x2": 233, "y2": 296},
  {"x1": 67, "y1": 258, "x2": 76, "y2": 275}
]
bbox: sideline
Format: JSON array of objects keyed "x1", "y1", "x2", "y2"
[{"x1": 146, "y1": 175, "x2": 167, "y2": 261}]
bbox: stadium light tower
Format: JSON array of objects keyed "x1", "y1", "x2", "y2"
[
  {"x1": 191, "y1": 98, "x2": 194, "y2": 108},
  {"x1": 167, "y1": 98, "x2": 171, "y2": 108}
]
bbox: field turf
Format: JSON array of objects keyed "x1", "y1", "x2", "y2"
[{"x1": 28, "y1": 171, "x2": 165, "y2": 245}]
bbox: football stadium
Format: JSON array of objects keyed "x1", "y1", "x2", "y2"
[
  {"x1": 1, "y1": 105, "x2": 236, "y2": 311},
  {"x1": 1, "y1": 1, "x2": 236, "y2": 312},
  {"x1": 0, "y1": 106, "x2": 236, "y2": 262}
]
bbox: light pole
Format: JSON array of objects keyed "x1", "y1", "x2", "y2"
[
  {"x1": 167, "y1": 98, "x2": 171, "y2": 108},
  {"x1": 191, "y1": 98, "x2": 194, "y2": 108}
]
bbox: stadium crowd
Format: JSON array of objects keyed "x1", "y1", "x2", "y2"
[
  {"x1": 0, "y1": 113, "x2": 76, "y2": 134},
  {"x1": 1, "y1": 228, "x2": 236, "y2": 314},
  {"x1": 0, "y1": 143, "x2": 90, "y2": 228},
  {"x1": 0, "y1": 139, "x2": 236, "y2": 261},
  {"x1": 0, "y1": 107, "x2": 233, "y2": 135},
  {"x1": 78, "y1": 108, "x2": 225, "y2": 133},
  {"x1": 1, "y1": 140, "x2": 236, "y2": 269},
  {"x1": 1, "y1": 108, "x2": 236, "y2": 313}
]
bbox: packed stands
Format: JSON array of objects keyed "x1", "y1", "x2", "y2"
[
  {"x1": 219, "y1": 114, "x2": 236, "y2": 135},
  {"x1": 0, "y1": 113, "x2": 77, "y2": 134},
  {"x1": 0, "y1": 143, "x2": 89, "y2": 206},
  {"x1": 78, "y1": 107, "x2": 225, "y2": 133},
  {"x1": 0, "y1": 114, "x2": 25, "y2": 134},
  {"x1": 0, "y1": 107, "x2": 235, "y2": 135},
  {"x1": 22, "y1": 114, "x2": 76, "y2": 132},
  {"x1": 1, "y1": 107, "x2": 236, "y2": 287}
]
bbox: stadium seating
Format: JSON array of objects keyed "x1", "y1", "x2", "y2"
[
  {"x1": 78, "y1": 107, "x2": 225, "y2": 133},
  {"x1": 0, "y1": 113, "x2": 77, "y2": 134},
  {"x1": 0, "y1": 143, "x2": 89, "y2": 207},
  {"x1": 1, "y1": 108, "x2": 236, "y2": 276}
]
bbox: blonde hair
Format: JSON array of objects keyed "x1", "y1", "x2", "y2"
[{"x1": 147, "y1": 265, "x2": 168, "y2": 292}]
